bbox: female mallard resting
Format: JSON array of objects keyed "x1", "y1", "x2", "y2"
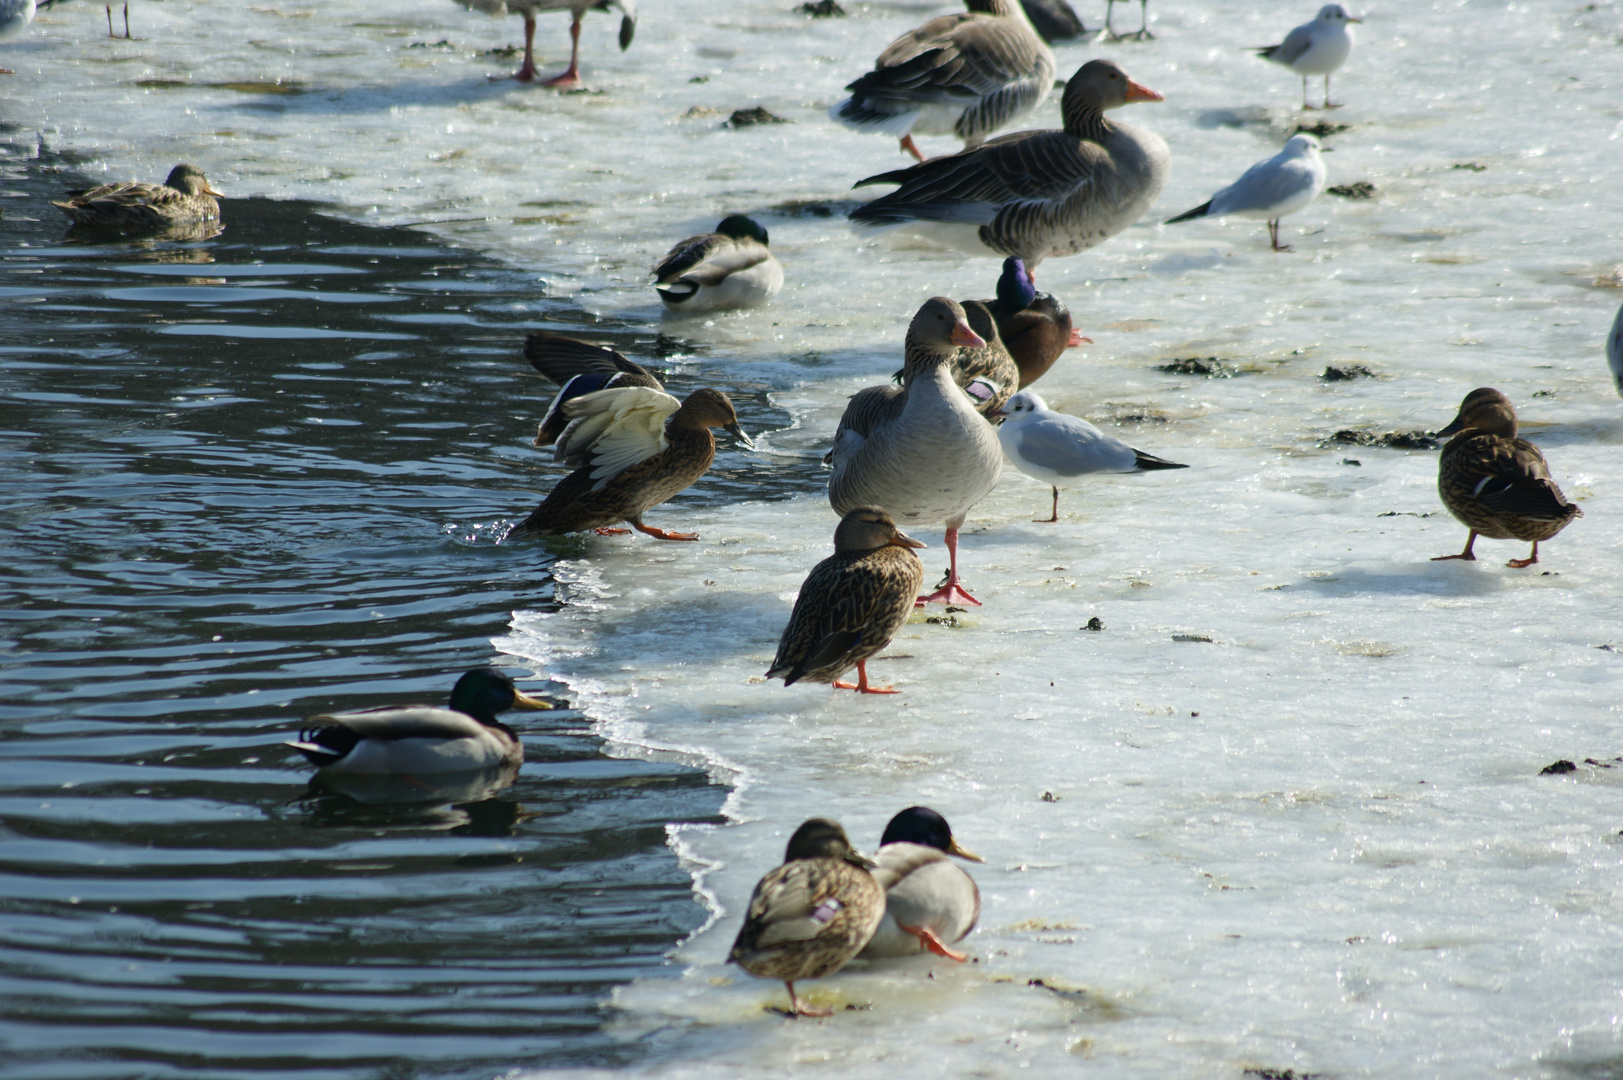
[
  {"x1": 728, "y1": 818, "x2": 886, "y2": 1017},
  {"x1": 286, "y1": 668, "x2": 552, "y2": 774},
  {"x1": 523, "y1": 331, "x2": 664, "y2": 447},
  {"x1": 860, "y1": 806, "x2": 984, "y2": 962},
  {"x1": 652, "y1": 215, "x2": 783, "y2": 312},
  {"x1": 51, "y1": 164, "x2": 223, "y2": 229},
  {"x1": 766, "y1": 507, "x2": 926, "y2": 695},
  {"x1": 1432, "y1": 388, "x2": 1582, "y2": 568},
  {"x1": 508, "y1": 385, "x2": 752, "y2": 541}
]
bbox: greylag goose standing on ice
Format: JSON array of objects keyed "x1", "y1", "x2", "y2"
[
  {"x1": 455, "y1": 0, "x2": 635, "y2": 87},
  {"x1": 1255, "y1": 4, "x2": 1360, "y2": 110},
  {"x1": 652, "y1": 215, "x2": 783, "y2": 312},
  {"x1": 1166, "y1": 133, "x2": 1328, "y2": 252},
  {"x1": 830, "y1": 0, "x2": 1055, "y2": 164},
  {"x1": 849, "y1": 59, "x2": 1169, "y2": 270},
  {"x1": 827, "y1": 298, "x2": 1004, "y2": 606}
]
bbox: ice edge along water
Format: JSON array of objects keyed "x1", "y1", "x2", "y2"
[{"x1": 6, "y1": 0, "x2": 1623, "y2": 1075}]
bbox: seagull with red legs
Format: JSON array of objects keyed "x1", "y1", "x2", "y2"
[
  {"x1": 827, "y1": 297, "x2": 1004, "y2": 606},
  {"x1": 455, "y1": 0, "x2": 635, "y2": 87}
]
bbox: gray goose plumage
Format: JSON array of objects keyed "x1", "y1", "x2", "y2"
[
  {"x1": 827, "y1": 298, "x2": 1004, "y2": 606},
  {"x1": 766, "y1": 507, "x2": 926, "y2": 695},
  {"x1": 849, "y1": 59, "x2": 1169, "y2": 270},
  {"x1": 830, "y1": 0, "x2": 1055, "y2": 164}
]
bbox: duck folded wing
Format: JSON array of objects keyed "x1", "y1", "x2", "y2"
[
  {"x1": 59, "y1": 182, "x2": 185, "y2": 214},
  {"x1": 524, "y1": 331, "x2": 658, "y2": 386},
  {"x1": 554, "y1": 386, "x2": 680, "y2": 487},
  {"x1": 853, "y1": 14, "x2": 1049, "y2": 108},
  {"x1": 822, "y1": 384, "x2": 905, "y2": 464},
  {"x1": 1469, "y1": 444, "x2": 1578, "y2": 520},
  {"x1": 742, "y1": 861, "x2": 850, "y2": 947},
  {"x1": 852, "y1": 132, "x2": 1104, "y2": 226},
  {"x1": 307, "y1": 706, "x2": 492, "y2": 742},
  {"x1": 652, "y1": 235, "x2": 769, "y2": 286}
]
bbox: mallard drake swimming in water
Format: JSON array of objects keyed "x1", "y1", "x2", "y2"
[
  {"x1": 984, "y1": 257, "x2": 1088, "y2": 388},
  {"x1": 830, "y1": 0, "x2": 1054, "y2": 163},
  {"x1": 850, "y1": 60, "x2": 1167, "y2": 270},
  {"x1": 454, "y1": 0, "x2": 636, "y2": 87},
  {"x1": 728, "y1": 818, "x2": 886, "y2": 1017},
  {"x1": 767, "y1": 507, "x2": 926, "y2": 695},
  {"x1": 828, "y1": 298, "x2": 1003, "y2": 606},
  {"x1": 996, "y1": 389, "x2": 1186, "y2": 521},
  {"x1": 523, "y1": 331, "x2": 664, "y2": 447},
  {"x1": 52, "y1": 165, "x2": 222, "y2": 229},
  {"x1": 509, "y1": 385, "x2": 752, "y2": 541},
  {"x1": 652, "y1": 216, "x2": 783, "y2": 312},
  {"x1": 286, "y1": 668, "x2": 552, "y2": 775},
  {"x1": 861, "y1": 806, "x2": 984, "y2": 962},
  {"x1": 1431, "y1": 388, "x2": 1582, "y2": 568}
]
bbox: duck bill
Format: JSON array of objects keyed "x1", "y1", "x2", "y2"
[
  {"x1": 1436, "y1": 414, "x2": 1466, "y2": 439},
  {"x1": 202, "y1": 186, "x2": 225, "y2": 198},
  {"x1": 1125, "y1": 80, "x2": 1164, "y2": 104},
  {"x1": 950, "y1": 321, "x2": 987, "y2": 349},
  {"x1": 849, "y1": 849, "x2": 880, "y2": 870},
  {"x1": 889, "y1": 529, "x2": 927, "y2": 550},
  {"x1": 947, "y1": 838, "x2": 985, "y2": 863},
  {"x1": 725, "y1": 422, "x2": 755, "y2": 450},
  {"x1": 511, "y1": 689, "x2": 554, "y2": 711}
]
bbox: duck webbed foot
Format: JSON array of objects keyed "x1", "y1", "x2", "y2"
[
  {"x1": 916, "y1": 581, "x2": 980, "y2": 606},
  {"x1": 1432, "y1": 531, "x2": 1479, "y2": 563},
  {"x1": 593, "y1": 527, "x2": 633, "y2": 535},
  {"x1": 1066, "y1": 329, "x2": 1092, "y2": 347},
  {"x1": 899, "y1": 923, "x2": 968, "y2": 962},
  {"x1": 1507, "y1": 542, "x2": 1539, "y2": 569},
  {"x1": 631, "y1": 521, "x2": 699, "y2": 541},
  {"x1": 833, "y1": 660, "x2": 899, "y2": 694},
  {"x1": 784, "y1": 981, "x2": 832, "y2": 1018}
]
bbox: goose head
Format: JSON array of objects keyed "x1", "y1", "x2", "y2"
[
  {"x1": 1437, "y1": 387, "x2": 1517, "y2": 440},
  {"x1": 1061, "y1": 59, "x2": 1162, "y2": 131},
  {"x1": 905, "y1": 297, "x2": 986, "y2": 373}
]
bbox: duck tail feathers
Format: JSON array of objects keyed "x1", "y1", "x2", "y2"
[
  {"x1": 656, "y1": 281, "x2": 698, "y2": 304},
  {"x1": 285, "y1": 740, "x2": 343, "y2": 768}
]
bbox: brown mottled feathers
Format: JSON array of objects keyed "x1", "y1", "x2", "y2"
[{"x1": 52, "y1": 164, "x2": 222, "y2": 228}]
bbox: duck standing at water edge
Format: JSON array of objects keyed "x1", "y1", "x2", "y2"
[
  {"x1": 849, "y1": 59, "x2": 1168, "y2": 270},
  {"x1": 767, "y1": 507, "x2": 926, "y2": 695},
  {"x1": 454, "y1": 0, "x2": 635, "y2": 87},
  {"x1": 860, "y1": 807, "x2": 984, "y2": 962},
  {"x1": 729, "y1": 819, "x2": 886, "y2": 1018},
  {"x1": 51, "y1": 164, "x2": 222, "y2": 229},
  {"x1": 286, "y1": 668, "x2": 552, "y2": 775},
  {"x1": 827, "y1": 298, "x2": 1004, "y2": 606},
  {"x1": 509, "y1": 386, "x2": 752, "y2": 541},
  {"x1": 1431, "y1": 388, "x2": 1581, "y2": 568},
  {"x1": 523, "y1": 331, "x2": 665, "y2": 447}
]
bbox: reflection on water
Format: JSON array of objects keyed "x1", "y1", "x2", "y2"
[{"x1": 0, "y1": 143, "x2": 757, "y2": 1079}]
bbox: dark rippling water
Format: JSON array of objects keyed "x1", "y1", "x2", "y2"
[{"x1": 0, "y1": 141, "x2": 798, "y2": 1079}]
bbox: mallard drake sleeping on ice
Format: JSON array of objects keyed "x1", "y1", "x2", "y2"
[
  {"x1": 860, "y1": 806, "x2": 984, "y2": 962},
  {"x1": 652, "y1": 215, "x2": 783, "y2": 312}
]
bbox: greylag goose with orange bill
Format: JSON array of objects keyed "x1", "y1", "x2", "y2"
[
  {"x1": 830, "y1": 0, "x2": 1055, "y2": 164},
  {"x1": 849, "y1": 59, "x2": 1169, "y2": 270},
  {"x1": 509, "y1": 386, "x2": 751, "y2": 541},
  {"x1": 523, "y1": 331, "x2": 663, "y2": 447},
  {"x1": 828, "y1": 298, "x2": 1004, "y2": 606},
  {"x1": 1431, "y1": 388, "x2": 1581, "y2": 568},
  {"x1": 729, "y1": 819, "x2": 885, "y2": 1018},
  {"x1": 894, "y1": 298, "x2": 1020, "y2": 417},
  {"x1": 766, "y1": 507, "x2": 926, "y2": 695},
  {"x1": 455, "y1": 0, "x2": 635, "y2": 86}
]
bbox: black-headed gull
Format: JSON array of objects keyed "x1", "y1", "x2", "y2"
[
  {"x1": 1165, "y1": 133, "x2": 1328, "y2": 252},
  {"x1": 0, "y1": 0, "x2": 34, "y2": 72},
  {"x1": 1255, "y1": 4, "x2": 1361, "y2": 110},
  {"x1": 995, "y1": 389, "x2": 1186, "y2": 522},
  {"x1": 1608, "y1": 301, "x2": 1623, "y2": 399}
]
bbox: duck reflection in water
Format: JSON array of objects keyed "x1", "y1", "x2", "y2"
[{"x1": 297, "y1": 762, "x2": 529, "y2": 837}]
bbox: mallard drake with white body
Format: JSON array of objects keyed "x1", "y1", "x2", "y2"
[
  {"x1": 454, "y1": 0, "x2": 635, "y2": 86},
  {"x1": 767, "y1": 507, "x2": 926, "y2": 695},
  {"x1": 827, "y1": 298, "x2": 1004, "y2": 606},
  {"x1": 523, "y1": 331, "x2": 664, "y2": 447},
  {"x1": 1431, "y1": 388, "x2": 1581, "y2": 568},
  {"x1": 509, "y1": 386, "x2": 752, "y2": 541},
  {"x1": 51, "y1": 164, "x2": 222, "y2": 229},
  {"x1": 652, "y1": 216, "x2": 782, "y2": 312},
  {"x1": 286, "y1": 668, "x2": 552, "y2": 775},
  {"x1": 1255, "y1": 3, "x2": 1360, "y2": 110},
  {"x1": 830, "y1": 0, "x2": 1055, "y2": 164},
  {"x1": 996, "y1": 389, "x2": 1186, "y2": 522},
  {"x1": 729, "y1": 818, "x2": 886, "y2": 1017},
  {"x1": 849, "y1": 60, "x2": 1168, "y2": 270},
  {"x1": 1167, "y1": 134, "x2": 1328, "y2": 252},
  {"x1": 860, "y1": 806, "x2": 984, "y2": 962}
]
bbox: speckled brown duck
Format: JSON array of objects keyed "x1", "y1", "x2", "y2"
[
  {"x1": 508, "y1": 385, "x2": 751, "y2": 541},
  {"x1": 51, "y1": 164, "x2": 223, "y2": 229},
  {"x1": 1432, "y1": 387, "x2": 1581, "y2": 568},
  {"x1": 983, "y1": 257, "x2": 1089, "y2": 388},
  {"x1": 523, "y1": 331, "x2": 664, "y2": 447},
  {"x1": 766, "y1": 507, "x2": 926, "y2": 695},
  {"x1": 728, "y1": 818, "x2": 885, "y2": 1018}
]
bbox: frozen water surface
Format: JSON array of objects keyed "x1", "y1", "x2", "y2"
[{"x1": 8, "y1": 0, "x2": 1623, "y2": 1075}]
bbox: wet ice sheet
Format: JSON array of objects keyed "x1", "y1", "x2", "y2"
[{"x1": 7, "y1": 0, "x2": 1623, "y2": 1075}]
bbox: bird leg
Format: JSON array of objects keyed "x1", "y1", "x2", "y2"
[
  {"x1": 592, "y1": 526, "x2": 633, "y2": 535},
  {"x1": 542, "y1": 18, "x2": 584, "y2": 88},
  {"x1": 785, "y1": 981, "x2": 832, "y2": 1018},
  {"x1": 1431, "y1": 530, "x2": 1479, "y2": 563},
  {"x1": 123, "y1": 3, "x2": 130, "y2": 38},
  {"x1": 899, "y1": 923, "x2": 969, "y2": 962},
  {"x1": 899, "y1": 134, "x2": 927, "y2": 163},
  {"x1": 1300, "y1": 75, "x2": 1316, "y2": 111},
  {"x1": 1104, "y1": 0, "x2": 1122, "y2": 40},
  {"x1": 1137, "y1": 0, "x2": 1153, "y2": 39},
  {"x1": 1035, "y1": 486, "x2": 1060, "y2": 523},
  {"x1": 1268, "y1": 219, "x2": 1293, "y2": 253},
  {"x1": 106, "y1": 4, "x2": 113, "y2": 37},
  {"x1": 510, "y1": 14, "x2": 540, "y2": 82},
  {"x1": 1066, "y1": 329, "x2": 1093, "y2": 347},
  {"x1": 1323, "y1": 74, "x2": 1343, "y2": 109},
  {"x1": 631, "y1": 520, "x2": 700, "y2": 541},
  {"x1": 833, "y1": 660, "x2": 900, "y2": 694},
  {"x1": 1507, "y1": 541, "x2": 1540, "y2": 569},
  {"x1": 916, "y1": 527, "x2": 981, "y2": 606}
]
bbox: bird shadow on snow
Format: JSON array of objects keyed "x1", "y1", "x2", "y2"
[
  {"x1": 278, "y1": 76, "x2": 542, "y2": 116},
  {"x1": 1519, "y1": 416, "x2": 1623, "y2": 448},
  {"x1": 1291, "y1": 562, "x2": 1508, "y2": 600}
]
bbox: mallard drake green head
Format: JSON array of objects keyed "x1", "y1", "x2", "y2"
[
  {"x1": 714, "y1": 214, "x2": 769, "y2": 246},
  {"x1": 880, "y1": 806, "x2": 984, "y2": 862}
]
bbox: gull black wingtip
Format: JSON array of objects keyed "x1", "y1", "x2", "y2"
[{"x1": 1165, "y1": 200, "x2": 1211, "y2": 225}]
